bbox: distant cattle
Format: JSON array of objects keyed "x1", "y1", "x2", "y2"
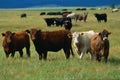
[
  {"x1": 76, "y1": 8, "x2": 86, "y2": 11},
  {"x1": 21, "y1": 13, "x2": 27, "y2": 18},
  {"x1": 94, "y1": 13, "x2": 107, "y2": 22},
  {"x1": 91, "y1": 29, "x2": 111, "y2": 62},
  {"x1": 67, "y1": 13, "x2": 76, "y2": 19},
  {"x1": 26, "y1": 29, "x2": 74, "y2": 60},
  {"x1": 47, "y1": 12, "x2": 61, "y2": 15},
  {"x1": 72, "y1": 30, "x2": 96, "y2": 59},
  {"x1": 75, "y1": 12, "x2": 88, "y2": 22},
  {"x1": 62, "y1": 11, "x2": 72, "y2": 17},
  {"x1": 112, "y1": 8, "x2": 119, "y2": 13},
  {"x1": 2, "y1": 31, "x2": 30, "y2": 58},
  {"x1": 44, "y1": 18, "x2": 55, "y2": 26},
  {"x1": 54, "y1": 17, "x2": 71, "y2": 27},
  {"x1": 40, "y1": 12, "x2": 46, "y2": 15}
]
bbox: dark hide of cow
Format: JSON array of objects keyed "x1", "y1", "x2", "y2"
[
  {"x1": 2, "y1": 31, "x2": 30, "y2": 58},
  {"x1": 26, "y1": 29, "x2": 74, "y2": 60},
  {"x1": 64, "y1": 20, "x2": 72, "y2": 30},
  {"x1": 91, "y1": 29, "x2": 111, "y2": 62},
  {"x1": 94, "y1": 13, "x2": 107, "y2": 22}
]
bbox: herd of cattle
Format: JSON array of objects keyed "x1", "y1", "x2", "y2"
[{"x1": 1, "y1": 28, "x2": 111, "y2": 63}]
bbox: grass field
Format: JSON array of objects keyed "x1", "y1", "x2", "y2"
[{"x1": 0, "y1": 8, "x2": 120, "y2": 80}]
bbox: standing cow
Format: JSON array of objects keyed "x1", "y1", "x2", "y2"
[
  {"x1": 91, "y1": 29, "x2": 111, "y2": 62},
  {"x1": 94, "y1": 13, "x2": 107, "y2": 22},
  {"x1": 26, "y1": 29, "x2": 74, "y2": 60},
  {"x1": 2, "y1": 31, "x2": 30, "y2": 58}
]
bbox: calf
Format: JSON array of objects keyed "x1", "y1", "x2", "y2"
[
  {"x1": 91, "y1": 29, "x2": 111, "y2": 62},
  {"x1": 2, "y1": 31, "x2": 30, "y2": 58},
  {"x1": 26, "y1": 29, "x2": 74, "y2": 60}
]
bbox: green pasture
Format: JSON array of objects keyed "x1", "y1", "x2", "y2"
[{"x1": 0, "y1": 8, "x2": 120, "y2": 80}]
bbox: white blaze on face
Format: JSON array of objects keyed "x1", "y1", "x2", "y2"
[{"x1": 72, "y1": 32, "x2": 79, "y2": 43}]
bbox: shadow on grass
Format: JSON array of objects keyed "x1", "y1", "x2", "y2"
[{"x1": 108, "y1": 57, "x2": 120, "y2": 65}]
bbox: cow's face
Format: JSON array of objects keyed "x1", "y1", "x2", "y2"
[
  {"x1": 72, "y1": 32, "x2": 80, "y2": 43},
  {"x1": 2, "y1": 31, "x2": 14, "y2": 44},
  {"x1": 99, "y1": 29, "x2": 111, "y2": 40},
  {"x1": 2, "y1": 31, "x2": 15, "y2": 57},
  {"x1": 26, "y1": 29, "x2": 41, "y2": 41}
]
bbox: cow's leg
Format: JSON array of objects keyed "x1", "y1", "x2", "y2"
[
  {"x1": 63, "y1": 48, "x2": 70, "y2": 59},
  {"x1": 70, "y1": 46, "x2": 74, "y2": 57},
  {"x1": 19, "y1": 50, "x2": 23, "y2": 57},
  {"x1": 104, "y1": 51, "x2": 109, "y2": 63},
  {"x1": 89, "y1": 50, "x2": 94, "y2": 60},
  {"x1": 11, "y1": 51, "x2": 15, "y2": 58},
  {"x1": 43, "y1": 51, "x2": 47, "y2": 60},
  {"x1": 79, "y1": 52, "x2": 84, "y2": 59},
  {"x1": 26, "y1": 46, "x2": 30, "y2": 57}
]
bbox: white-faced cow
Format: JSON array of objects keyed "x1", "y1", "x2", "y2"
[
  {"x1": 26, "y1": 29, "x2": 74, "y2": 60},
  {"x1": 91, "y1": 29, "x2": 111, "y2": 62},
  {"x1": 2, "y1": 31, "x2": 30, "y2": 58},
  {"x1": 72, "y1": 30, "x2": 96, "y2": 59}
]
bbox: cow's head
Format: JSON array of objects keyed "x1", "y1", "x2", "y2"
[
  {"x1": 99, "y1": 29, "x2": 111, "y2": 41},
  {"x1": 26, "y1": 29, "x2": 41, "y2": 41},
  {"x1": 64, "y1": 20, "x2": 72, "y2": 30},
  {"x1": 2, "y1": 31, "x2": 15, "y2": 57},
  {"x1": 72, "y1": 32, "x2": 81, "y2": 43}
]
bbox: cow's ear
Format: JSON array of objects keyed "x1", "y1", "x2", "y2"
[
  {"x1": 2, "y1": 33, "x2": 5, "y2": 36},
  {"x1": 98, "y1": 32, "x2": 102, "y2": 36},
  {"x1": 25, "y1": 30, "x2": 30, "y2": 33}
]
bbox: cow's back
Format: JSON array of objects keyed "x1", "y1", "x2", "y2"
[
  {"x1": 12, "y1": 31, "x2": 30, "y2": 50},
  {"x1": 41, "y1": 30, "x2": 72, "y2": 51}
]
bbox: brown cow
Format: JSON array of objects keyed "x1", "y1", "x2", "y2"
[
  {"x1": 90, "y1": 29, "x2": 111, "y2": 62},
  {"x1": 2, "y1": 31, "x2": 30, "y2": 58},
  {"x1": 75, "y1": 12, "x2": 88, "y2": 22},
  {"x1": 26, "y1": 29, "x2": 74, "y2": 60}
]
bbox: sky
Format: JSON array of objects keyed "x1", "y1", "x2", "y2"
[{"x1": 0, "y1": 0, "x2": 120, "y2": 8}]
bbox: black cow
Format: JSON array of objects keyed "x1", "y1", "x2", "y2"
[
  {"x1": 94, "y1": 13, "x2": 107, "y2": 22},
  {"x1": 54, "y1": 17, "x2": 71, "y2": 27},
  {"x1": 21, "y1": 13, "x2": 27, "y2": 18},
  {"x1": 44, "y1": 18, "x2": 55, "y2": 26},
  {"x1": 40, "y1": 12, "x2": 46, "y2": 15},
  {"x1": 64, "y1": 20, "x2": 72, "y2": 30}
]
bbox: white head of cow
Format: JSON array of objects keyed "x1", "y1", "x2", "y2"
[{"x1": 72, "y1": 32, "x2": 80, "y2": 43}]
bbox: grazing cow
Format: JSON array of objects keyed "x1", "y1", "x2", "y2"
[
  {"x1": 91, "y1": 29, "x2": 111, "y2": 62},
  {"x1": 64, "y1": 20, "x2": 72, "y2": 30},
  {"x1": 26, "y1": 29, "x2": 74, "y2": 60},
  {"x1": 94, "y1": 13, "x2": 107, "y2": 22},
  {"x1": 2, "y1": 31, "x2": 30, "y2": 58},
  {"x1": 72, "y1": 30, "x2": 96, "y2": 59},
  {"x1": 44, "y1": 18, "x2": 55, "y2": 26},
  {"x1": 21, "y1": 13, "x2": 27, "y2": 18},
  {"x1": 75, "y1": 12, "x2": 88, "y2": 22}
]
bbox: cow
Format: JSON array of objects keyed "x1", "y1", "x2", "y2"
[
  {"x1": 90, "y1": 29, "x2": 111, "y2": 62},
  {"x1": 26, "y1": 29, "x2": 74, "y2": 60},
  {"x1": 67, "y1": 13, "x2": 76, "y2": 19},
  {"x1": 21, "y1": 13, "x2": 27, "y2": 18},
  {"x1": 64, "y1": 20, "x2": 72, "y2": 30},
  {"x1": 44, "y1": 18, "x2": 55, "y2": 26},
  {"x1": 54, "y1": 17, "x2": 71, "y2": 27},
  {"x1": 40, "y1": 12, "x2": 46, "y2": 15},
  {"x1": 75, "y1": 12, "x2": 88, "y2": 22},
  {"x1": 2, "y1": 31, "x2": 30, "y2": 58},
  {"x1": 94, "y1": 13, "x2": 107, "y2": 22},
  {"x1": 72, "y1": 30, "x2": 96, "y2": 59},
  {"x1": 112, "y1": 8, "x2": 119, "y2": 13}
]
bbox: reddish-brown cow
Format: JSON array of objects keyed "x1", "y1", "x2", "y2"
[
  {"x1": 91, "y1": 29, "x2": 111, "y2": 62},
  {"x1": 2, "y1": 31, "x2": 30, "y2": 58},
  {"x1": 26, "y1": 29, "x2": 74, "y2": 60}
]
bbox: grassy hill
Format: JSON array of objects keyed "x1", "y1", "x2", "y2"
[{"x1": 0, "y1": 8, "x2": 120, "y2": 80}]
